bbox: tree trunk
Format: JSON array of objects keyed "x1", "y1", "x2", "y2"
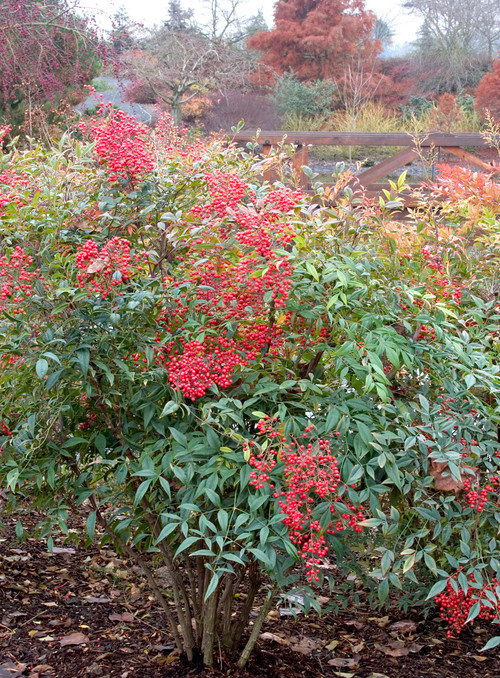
[{"x1": 171, "y1": 97, "x2": 182, "y2": 127}]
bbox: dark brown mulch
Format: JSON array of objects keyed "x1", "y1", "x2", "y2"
[{"x1": 1, "y1": 512, "x2": 498, "y2": 678}]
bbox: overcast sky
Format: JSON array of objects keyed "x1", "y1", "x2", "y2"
[{"x1": 84, "y1": 0, "x2": 420, "y2": 46}]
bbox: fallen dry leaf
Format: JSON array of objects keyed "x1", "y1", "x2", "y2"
[
  {"x1": 30, "y1": 666, "x2": 53, "y2": 675},
  {"x1": 0, "y1": 662, "x2": 26, "y2": 678},
  {"x1": 325, "y1": 639, "x2": 340, "y2": 651},
  {"x1": 369, "y1": 615, "x2": 390, "y2": 628},
  {"x1": 375, "y1": 641, "x2": 423, "y2": 657},
  {"x1": 84, "y1": 596, "x2": 111, "y2": 604},
  {"x1": 351, "y1": 640, "x2": 365, "y2": 653},
  {"x1": 473, "y1": 655, "x2": 489, "y2": 662},
  {"x1": 109, "y1": 612, "x2": 134, "y2": 623},
  {"x1": 328, "y1": 654, "x2": 361, "y2": 668},
  {"x1": 86, "y1": 258, "x2": 109, "y2": 274},
  {"x1": 289, "y1": 636, "x2": 323, "y2": 655},
  {"x1": 41, "y1": 602, "x2": 58, "y2": 607},
  {"x1": 429, "y1": 460, "x2": 476, "y2": 492},
  {"x1": 375, "y1": 641, "x2": 409, "y2": 657},
  {"x1": 259, "y1": 632, "x2": 289, "y2": 646},
  {"x1": 59, "y1": 631, "x2": 89, "y2": 647},
  {"x1": 389, "y1": 620, "x2": 417, "y2": 634},
  {"x1": 343, "y1": 618, "x2": 365, "y2": 630},
  {"x1": 51, "y1": 547, "x2": 76, "y2": 555}
]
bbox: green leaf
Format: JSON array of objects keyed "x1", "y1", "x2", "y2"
[
  {"x1": 403, "y1": 552, "x2": 416, "y2": 573},
  {"x1": 480, "y1": 636, "x2": 500, "y2": 652},
  {"x1": 306, "y1": 261, "x2": 319, "y2": 281},
  {"x1": 249, "y1": 547, "x2": 272, "y2": 567},
  {"x1": 169, "y1": 427, "x2": 187, "y2": 446},
  {"x1": 424, "y1": 552, "x2": 438, "y2": 575},
  {"x1": 418, "y1": 394, "x2": 429, "y2": 414},
  {"x1": 15, "y1": 520, "x2": 24, "y2": 540},
  {"x1": 359, "y1": 518, "x2": 383, "y2": 528},
  {"x1": 63, "y1": 436, "x2": 88, "y2": 448},
  {"x1": 41, "y1": 351, "x2": 60, "y2": 364},
  {"x1": 357, "y1": 421, "x2": 372, "y2": 444},
  {"x1": 155, "y1": 523, "x2": 178, "y2": 544},
  {"x1": 95, "y1": 434, "x2": 106, "y2": 454},
  {"x1": 378, "y1": 578, "x2": 389, "y2": 603},
  {"x1": 234, "y1": 512, "x2": 249, "y2": 530},
  {"x1": 325, "y1": 407, "x2": 340, "y2": 432},
  {"x1": 204, "y1": 573, "x2": 220, "y2": 601},
  {"x1": 426, "y1": 578, "x2": 448, "y2": 600},
  {"x1": 175, "y1": 536, "x2": 200, "y2": 556},
  {"x1": 347, "y1": 465, "x2": 363, "y2": 484},
  {"x1": 46, "y1": 369, "x2": 64, "y2": 391},
  {"x1": 159, "y1": 476, "x2": 171, "y2": 499},
  {"x1": 86, "y1": 511, "x2": 97, "y2": 539},
  {"x1": 464, "y1": 374, "x2": 476, "y2": 389},
  {"x1": 36, "y1": 358, "x2": 49, "y2": 379},
  {"x1": 465, "y1": 601, "x2": 481, "y2": 624},
  {"x1": 217, "y1": 509, "x2": 229, "y2": 533},
  {"x1": 77, "y1": 348, "x2": 90, "y2": 377},
  {"x1": 160, "y1": 401, "x2": 179, "y2": 418},
  {"x1": 134, "y1": 479, "x2": 152, "y2": 506}
]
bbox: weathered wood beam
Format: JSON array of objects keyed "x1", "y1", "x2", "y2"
[
  {"x1": 291, "y1": 141, "x2": 309, "y2": 190},
  {"x1": 354, "y1": 147, "x2": 419, "y2": 187},
  {"x1": 439, "y1": 147, "x2": 499, "y2": 174},
  {"x1": 233, "y1": 131, "x2": 493, "y2": 148}
]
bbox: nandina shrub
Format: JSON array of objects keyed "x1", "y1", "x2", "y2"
[{"x1": 1, "y1": 111, "x2": 500, "y2": 664}]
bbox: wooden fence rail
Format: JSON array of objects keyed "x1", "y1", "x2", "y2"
[{"x1": 232, "y1": 131, "x2": 498, "y2": 195}]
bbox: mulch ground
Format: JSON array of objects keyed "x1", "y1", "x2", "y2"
[{"x1": 1, "y1": 511, "x2": 498, "y2": 678}]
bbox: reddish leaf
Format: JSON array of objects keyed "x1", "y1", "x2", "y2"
[
  {"x1": 109, "y1": 612, "x2": 134, "y2": 623},
  {"x1": 328, "y1": 654, "x2": 361, "y2": 667},
  {"x1": 0, "y1": 662, "x2": 26, "y2": 678},
  {"x1": 59, "y1": 631, "x2": 89, "y2": 647},
  {"x1": 389, "y1": 620, "x2": 417, "y2": 634}
]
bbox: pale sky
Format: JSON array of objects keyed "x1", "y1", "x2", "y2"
[{"x1": 83, "y1": 0, "x2": 420, "y2": 46}]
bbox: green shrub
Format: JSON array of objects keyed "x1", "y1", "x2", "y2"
[{"x1": 274, "y1": 72, "x2": 337, "y2": 119}]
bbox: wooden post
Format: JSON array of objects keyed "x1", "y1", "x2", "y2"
[
  {"x1": 262, "y1": 139, "x2": 276, "y2": 184},
  {"x1": 292, "y1": 140, "x2": 309, "y2": 190}
]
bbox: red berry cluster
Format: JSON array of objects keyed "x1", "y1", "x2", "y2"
[
  {"x1": 435, "y1": 571, "x2": 500, "y2": 635},
  {"x1": 0, "y1": 421, "x2": 12, "y2": 453},
  {"x1": 151, "y1": 180, "x2": 302, "y2": 399},
  {"x1": 0, "y1": 125, "x2": 10, "y2": 144},
  {"x1": 89, "y1": 103, "x2": 154, "y2": 186},
  {"x1": 154, "y1": 113, "x2": 206, "y2": 161},
  {"x1": 416, "y1": 324, "x2": 436, "y2": 341},
  {"x1": 462, "y1": 475, "x2": 499, "y2": 512},
  {"x1": 247, "y1": 418, "x2": 364, "y2": 582},
  {"x1": 421, "y1": 249, "x2": 465, "y2": 305},
  {"x1": 165, "y1": 337, "x2": 245, "y2": 400},
  {"x1": 76, "y1": 237, "x2": 147, "y2": 298},
  {"x1": 77, "y1": 394, "x2": 99, "y2": 430},
  {"x1": 0, "y1": 246, "x2": 42, "y2": 314},
  {"x1": 0, "y1": 161, "x2": 30, "y2": 213}
]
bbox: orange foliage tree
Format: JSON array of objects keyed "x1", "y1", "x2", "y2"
[
  {"x1": 429, "y1": 93, "x2": 463, "y2": 132},
  {"x1": 247, "y1": 0, "x2": 381, "y2": 82},
  {"x1": 475, "y1": 54, "x2": 500, "y2": 122}
]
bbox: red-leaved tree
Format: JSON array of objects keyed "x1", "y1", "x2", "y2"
[
  {"x1": 0, "y1": 0, "x2": 100, "y2": 129},
  {"x1": 247, "y1": 0, "x2": 381, "y2": 81},
  {"x1": 475, "y1": 53, "x2": 500, "y2": 122}
]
